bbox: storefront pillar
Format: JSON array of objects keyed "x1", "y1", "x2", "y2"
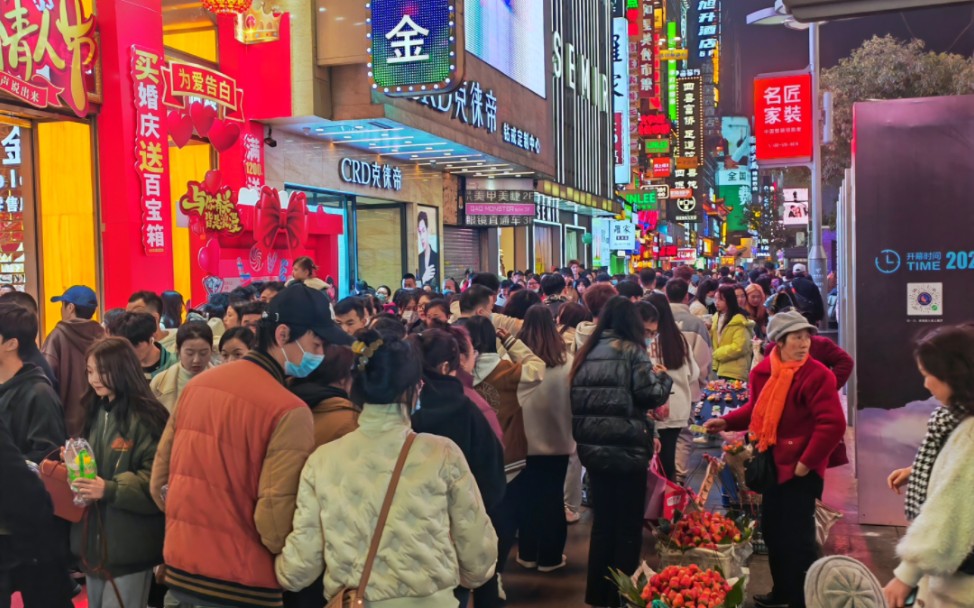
[{"x1": 95, "y1": 0, "x2": 174, "y2": 308}]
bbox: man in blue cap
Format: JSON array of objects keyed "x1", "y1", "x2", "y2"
[{"x1": 41, "y1": 285, "x2": 105, "y2": 437}]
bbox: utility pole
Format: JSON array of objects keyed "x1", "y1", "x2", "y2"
[{"x1": 806, "y1": 22, "x2": 828, "y2": 300}]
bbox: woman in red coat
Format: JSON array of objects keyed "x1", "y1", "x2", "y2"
[{"x1": 705, "y1": 310, "x2": 846, "y2": 608}]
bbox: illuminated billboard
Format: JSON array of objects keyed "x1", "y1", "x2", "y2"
[{"x1": 466, "y1": 0, "x2": 547, "y2": 98}]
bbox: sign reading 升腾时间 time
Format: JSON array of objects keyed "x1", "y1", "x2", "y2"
[
  {"x1": 368, "y1": 0, "x2": 464, "y2": 96},
  {"x1": 0, "y1": 0, "x2": 98, "y2": 117}
]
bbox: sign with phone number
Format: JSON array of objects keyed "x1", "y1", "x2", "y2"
[{"x1": 874, "y1": 248, "x2": 974, "y2": 274}]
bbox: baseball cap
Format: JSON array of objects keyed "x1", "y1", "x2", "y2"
[
  {"x1": 265, "y1": 283, "x2": 352, "y2": 345},
  {"x1": 792, "y1": 263, "x2": 808, "y2": 275},
  {"x1": 51, "y1": 285, "x2": 98, "y2": 309}
]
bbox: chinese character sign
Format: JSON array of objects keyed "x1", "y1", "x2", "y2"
[
  {"x1": 131, "y1": 46, "x2": 171, "y2": 256},
  {"x1": 612, "y1": 17, "x2": 631, "y2": 184},
  {"x1": 178, "y1": 171, "x2": 244, "y2": 236},
  {"x1": 369, "y1": 0, "x2": 463, "y2": 95},
  {"x1": 0, "y1": 124, "x2": 26, "y2": 289},
  {"x1": 754, "y1": 72, "x2": 813, "y2": 163},
  {"x1": 0, "y1": 0, "x2": 97, "y2": 117},
  {"x1": 162, "y1": 62, "x2": 241, "y2": 111},
  {"x1": 677, "y1": 76, "x2": 702, "y2": 167}
]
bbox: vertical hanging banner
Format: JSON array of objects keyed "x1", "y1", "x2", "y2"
[
  {"x1": 367, "y1": 0, "x2": 465, "y2": 96},
  {"x1": 612, "y1": 17, "x2": 631, "y2": 185},
  {"x1": 677, "y1": 76, "x2": 702, "y2": 167},
  {"x1": 131, "y1": 46, "x2": 172, "y2": 256},
  {"x1": 754, "y1": 71, "x2": 813, "y2": 164}
]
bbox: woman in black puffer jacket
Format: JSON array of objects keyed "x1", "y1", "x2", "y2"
[{"x1": 571, "y1": 296, "x2": 673, "y2": 608}]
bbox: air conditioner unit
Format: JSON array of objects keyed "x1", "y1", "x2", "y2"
[{"x1": 782, "y1": 0, "x2": 972, "y2": 21}]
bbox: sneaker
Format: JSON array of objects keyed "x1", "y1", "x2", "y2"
[
  {"x1": 497, "y1": 574, "x2": 506, "y2": 601},
  {"x1": 565, "y1": 506, "x2": 581, "y2": 524},
  {"x1": 538, "y1": 555, "x2": 567, "y2": 573},
  {"x1": 753, "y1": 593, "x2": 789, "y2": 608},
  {"x1": 515, "y1": 555, "x2": 538, "y2": 569}
]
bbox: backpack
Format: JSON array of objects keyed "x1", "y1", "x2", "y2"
[{"x1": 780, "y1": 282, "x2": 815, "y2": 315}]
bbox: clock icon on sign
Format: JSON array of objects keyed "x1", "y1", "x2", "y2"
[{"x1": 875, "y1": 249, "x2": 901, "y2": 274}]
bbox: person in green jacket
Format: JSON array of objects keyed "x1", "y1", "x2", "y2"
[
  {"x1": 71, "y1": 337, "x2": 169, "y2": 608},
  {"x1": 710, "y1": 285, "x2": 754, "y2": 381}
]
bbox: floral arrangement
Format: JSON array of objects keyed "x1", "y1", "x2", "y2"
[
  {"x1": 610, "y1": 564, "x2": 746, "y2": 608},
  {"x1": 663, "y1": 511, "x2": 746, "y2": 550},
  {"x1": 721, "y1": 439, "x2": 746, "y2": 455}
]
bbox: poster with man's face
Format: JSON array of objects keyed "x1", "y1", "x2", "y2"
[{"x1": 417, "y1": 205, "x2": 440, "y2": 288}]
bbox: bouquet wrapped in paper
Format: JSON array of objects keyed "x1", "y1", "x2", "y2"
[{"x1": 610, "y1": 562, "x2": 746, "y2": 608}]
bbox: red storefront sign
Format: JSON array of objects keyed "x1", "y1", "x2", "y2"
[
  {"x1": 131, "y1": 46, "x2": 172, "y2": 256},
  {"x1": 638, "y1": 112, "x2": 671, "y2": 137},
  {"x1": 651, "y1": 157, "x2": 672, "y2": 177},
  {"x1": 162, "y1": 61, "x2": 243, "y2": 112},
  {"x1": 0, "y1": 0, "x2": 98, "y2": 117},
  {"x1": 754, "y1": 71, "x2": 813, "y2": 164},
  {"x1": 670, "y1": 188, "x2": 693, "y2": 199},
  {"x1": 659, "y1": 245, "x2": 678, "y2": 257}
]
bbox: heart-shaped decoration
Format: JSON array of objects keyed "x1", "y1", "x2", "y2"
[
  {"x1": 203, "y1": 170, "x2": 222, "y2": 194},
  {"x1": 202, "y1": 275, "x2": 225, "y2": 295},
  {"x1": 197, "y1": 237, "x2": 221, "y2": 276},
  {"x1": 208, "y1": 120, "x2": 240, "y2": 153},
  {"x1": 168, "y1": 110, "x2": 194, "y2": 148},
  {"x1": 190, "y1": 102, "x2": 217, "y2": 137}
]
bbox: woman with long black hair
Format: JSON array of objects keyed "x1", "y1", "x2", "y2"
[
  {"x1": 71, "y1": 337, "x2": 169, "y2": 608},
  {"x1": 645, "y1": 293, "x2": 700, "y2": 483},
  {"x1": 691, "y1": 278, "x2": 719, "y2": 329},
  {"x1": 570, "y1": 297, "x2": 673, "y2": 607},
  {"x1": 711, "y1": 285, "x2": 754, "y2": 381}
]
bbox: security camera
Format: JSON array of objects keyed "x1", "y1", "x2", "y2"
[{"x1": 264, "y1": 127, "x2": 278, "y2": 148}]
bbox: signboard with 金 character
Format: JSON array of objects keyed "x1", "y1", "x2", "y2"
[
  {"x1": 131, "y1": 46, "x2": 172, "y2": 256},
  {"x1": 368, "y1": 0, "x2": 465, "y2": 96}
]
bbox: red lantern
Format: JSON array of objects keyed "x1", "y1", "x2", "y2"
[{"x1": 202, "y1": 0, "x2": 253, "y2": 15}]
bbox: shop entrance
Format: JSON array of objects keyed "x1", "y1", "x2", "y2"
[{"x1": 356, "y1": 198, "x2": 406, "y2": 292}]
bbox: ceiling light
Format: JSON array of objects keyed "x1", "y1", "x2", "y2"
[
  {"x1": 444, "y1": 152, "x2": 452, "y2": 156},
  {"x1": 425, "y1": 147, "x2": 433, "y2": 150},
  {"x1": 411, "y1": 154, "x2": 418, "y2": 158},
  {"x1": 343, "y1": 136, "x2": 351, "y2": 139},
  {"x1": 354, "y1": 125, "x2": 364, "y2": 130}
]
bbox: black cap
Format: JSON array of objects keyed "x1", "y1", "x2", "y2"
[{"x1": 265, "y1": 283, "x2": 352, "y2": 345}]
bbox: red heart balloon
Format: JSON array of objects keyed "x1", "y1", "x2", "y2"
[
  {"x1": 168, "y1": 110, "x2": 194, "y2": 148},
  {"x1": 197, "y1": 238, "x2": 221, "y2": 276},
  {"x1": 203, "y1": 170, "x2": 222, "y2": 194},
  {"x1": 208, "y1": 120, "x2": 240, "y2": 153},
  {"x1": 190, "y1": 102, "x2": 217, "y2": 137}
]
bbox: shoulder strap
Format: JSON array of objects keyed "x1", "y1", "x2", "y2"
[{"x1": 357, "y1": 432, "x2": 417, "y2": 598}]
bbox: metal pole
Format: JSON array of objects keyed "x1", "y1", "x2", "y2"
[{"x1": 807, "y1": 22, "x2": 828, "y2": 299}]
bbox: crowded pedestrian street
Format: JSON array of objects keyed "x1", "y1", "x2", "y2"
[{"x1": 2, "y1": 1, "x2": 974, "y2": 608}]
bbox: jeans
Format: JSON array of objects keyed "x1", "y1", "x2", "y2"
[
  {"x1": 87, "y1": 570, "x2": 153, "y2": 608},
  {"x1": 585, "y1": 470, "x2": 647, "y2": 607},
  {"x1": 0, "y1": 561, "x2": 75, "y2": 608},
  {"x1": 282, "y1": 577, "x2": 324, "y2": 608},
  {"x1": 762, "y1": 473, "x2": 824, "y2": 608},
  {"x1": 564, "y1": 451, "x2": 584, "y2": 511},
  {"x1": 657, "y1": 428, "x2": 683, "y2": 483},
  {"x1": 518, "y1": 455, "x2": 570, "y2": 566}
]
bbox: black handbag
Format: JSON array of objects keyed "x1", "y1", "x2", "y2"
[{"x1": 744, "y1": 446, "x2": 777, "y2": 494}]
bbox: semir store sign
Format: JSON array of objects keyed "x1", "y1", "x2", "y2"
[{"x1": 553, "y1": 28, "x2": 610, "y2": 113}]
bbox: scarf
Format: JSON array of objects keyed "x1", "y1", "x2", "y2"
[
  {"x1": 905, "y1": 406, "x2": 962, "y2": 520},
  {"x1": 749, "y1": 349, "x2": 808, "y2": 452}
]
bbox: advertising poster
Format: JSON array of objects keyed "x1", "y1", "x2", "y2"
[
  {"x1": 782, "y1": 188, "x2": 809, "y2": 226},
  {"x1": 417, "y1": 205, "x2": 440, "y2": 288},
  {"x1": 717, "y1": 169, "x2": 750, "y2": 233}
]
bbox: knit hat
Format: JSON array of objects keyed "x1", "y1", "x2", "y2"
[
  {"x1": 767, "y1": 309, "x2": 818, "y2": 343},
  {"x1": 804, "y1": 556, "x2": 886, "y2": 608}
]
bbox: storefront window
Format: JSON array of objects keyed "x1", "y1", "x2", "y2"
[
  {"x1": 565, "y1": 227, "x2": 583, "y2": 266},
  {"x1": 534, "y1": 224, "x2": 561, "y2": 274},
  {"x1": 357, "y1": 203, "x2": 404, "y2": 292},
  {"x1": 169, "y1": 142, "x2": 213, "y2": 305},
  {"x1": 286, "y1": 186, "x2": 355, "y2": 298}
]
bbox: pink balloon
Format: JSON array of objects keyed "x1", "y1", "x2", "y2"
[{"x1": 197, "y1": 238, "x2": 221, "y2": 276}]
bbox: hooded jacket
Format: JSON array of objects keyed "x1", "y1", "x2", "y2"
[
  {"x1": 412, "y1": 372, "x2": 506, "y2": 511},
  {"x1": 570, "y1": 333, "x2": 673, "y2": 474},
  {"x1": 0, "y1": 363, "x2": 66, "y2": 463},
  {"x1": 70, "y1": 396, "x2": 167, "y2": 577},
  {"x1": 290, "y1": 383, "x2": 360, "y2": 447},
  {"x1": 42, "y1": 319, "x2": 105, "y2": 436},
  {"x1": 573, "y1": 320, "x2": 597, "y2": 353},
  {"x1": 710, "y1": 313, "x2": 754, "y2": 381}
]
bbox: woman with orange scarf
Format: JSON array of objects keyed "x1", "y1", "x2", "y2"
[{"x1": 705, "y1": 311, "x2": 846, "y2": 608}]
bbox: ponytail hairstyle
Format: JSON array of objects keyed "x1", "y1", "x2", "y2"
[
  {"x1": 411, "y1": 328, "x2": 461, "y2": 376},
  {"x1": 351, "y1": 328, "x2": 422, "y2": 407}
]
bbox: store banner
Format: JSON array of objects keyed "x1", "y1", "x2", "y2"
[
  {"x1": 0, "y1": 0, "x2": 98, "y2": 117},
  {"x1": 592, "y1": 217, "x2": 612, "y2": 267},
  {"x1": 131, "y1": 46, "x2": 172, "y2": 256},
  {"x1": 754, "y1": 71, "x2": 813, "y2": 164},
  {"x1": 464, "y1": 178, "x2": 535, "y2": 226},
  {"x1": 612, "y1": 17, "x2": 631, "y2": 185},
  {"x1": 368, "y1": 0, "x2": 464, "y2": 96},
  {"x1": 610, "y1": 219, "x2": 636, "y2": 251},
  {"x1": 177, "y1": 170, "x2": 243, "y2": 235},
  {"x1": 668, "y1": 195, "x2": 700, "y2": 225}
]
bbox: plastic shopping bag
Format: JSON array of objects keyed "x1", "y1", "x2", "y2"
[
  {"x1": 64, "y1": 438, "x2": 97, "y2": 507},
  {"x1": 645, "y1": 456, "x2": 668, "y2": 520}
]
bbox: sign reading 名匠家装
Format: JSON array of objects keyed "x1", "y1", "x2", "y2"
[
  {"x1": 131, "y1": 46, "x2": 172, "y2": 256},
  {"x1": 339, "y1": 158, "x2": 403, "y2": 191},
  {"x1": 368, "y1": 0, "x2": 464, "y2": 96},
  {"x1": 677, "y1": 76, "x2": 702, "y2": 168},
  {"x1": 0, "y1": 0, "x2": 98, "y2": 117},
  {"x1": 754, "y1": 71, "x2": 813, "y2": 164},
  {"x1": 612, "y1": 17, "x2": 631, "y2": 184}
]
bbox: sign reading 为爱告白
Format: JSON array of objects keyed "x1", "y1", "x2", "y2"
[
  {"x1": 339, "y1": 158, "x2": 403, "y2": 191},
  {"x1": 368, "y1": 0, "x2": 464, "y2": 96}
]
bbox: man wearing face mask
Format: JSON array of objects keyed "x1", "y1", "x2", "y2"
[{"x1": 150, "y1": 284, "x2": 347, "y2": 608}]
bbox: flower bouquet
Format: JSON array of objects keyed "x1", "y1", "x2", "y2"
[
  {"x1": 655, "y1": 510, "x2": 754, "y2": 580},
  {"x1": 610, "y1": 563, "x2": 746, "y2": 608}
]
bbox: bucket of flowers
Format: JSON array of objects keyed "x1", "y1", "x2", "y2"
[
  {"x1": 654, "y1": 509, "x2": 754, "y2": 580},
  {"x1": 610, "y1": 563, "x2": 746, "y2": 608}
]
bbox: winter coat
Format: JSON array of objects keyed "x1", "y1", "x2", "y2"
[
  {"x1": 274, "y1": 404, "x2": 498, "y2": 608},
  {"x1": 520, "y1": 357, "x2": 576, "y2": 456},
  {"x1": 70, "y1": 396, "x2": 167, "y2": 578},
  {"x1": 559, "y1": 325, "x2": 578, "y2": 354},
  {"x1": 290, "y1": 383, "x2": 360, "y2": 447},
  {"x1": 573, "y1": 320, "x2": 597, "y2": 352},
  {"x1": 412, "y1": 372, "x2": 506, "y2": 511},
  {"x1": 894, "y1": 417, "x2": 974, "y2": 607},
  {"x1": 671, "y1": 303, "x2": 713, "y2": 399},
  {"x1": 689, "y1": 300, "x2": 714, "y2": 329},
  {"x1": 710, "y1": 313, "x2": 754, "y2": 381},
  {"x1": 648, "y1": 350, "x2": 700, "y2": 431},
  {"x1": 722, "y1": 356, "x2": 846, "y2": 485},
  {"x1": 150, "y1": 351, "x2": 315, "y2": 608},
  {"x1": 23, "y1": 342, "x2": 58, "y2": 395},
  {"x1": 570, "y1": 332, "x2": 673, "y2": 474},
  {"x1": 0, "y1": 416, "x2": 65, "y2": 569},
  {"x1": 143, "y1": 344, "x2": 177, "y2": 380},
  {"x1": 42, "y1": 319, "x2": 105, "y2": 437},
  {"x1": 457, "y1": 368, "x2": 504, "y2": 444},
  {"x1": 0, "y1": 363, "x2": 66, "y2": 463},
  {"x1": 150, "y1": 364, "x2": 204, "y2": 413},
  {"x1": 791, "y1": 275, "x2": 826, "y2": 324},
  {"x1": 764, "y1": 336, "x2": 854, "y2": 388}
]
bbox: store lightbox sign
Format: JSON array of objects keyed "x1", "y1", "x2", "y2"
[
  {"x1": 612, "y1": 17, "x2": 631, "y2": 185},
  {"x1": 645, "y1": 139, "x2": 670, "y2": 154},
  {"x1": 622, "y1": 190, "x2": 657, "y2": 210},
  {"x1": 754, "y1": 71, "x2": 813, "y2": 164},
  {"x1": 339, "y1": 158, "x2": 404, "y2": 191},
  {"x1": 367, "y1": 0, "x2": 464, "y2": 96},
  {"x1": 677, "y1": 76, "x2": 702, "y2": 167}
]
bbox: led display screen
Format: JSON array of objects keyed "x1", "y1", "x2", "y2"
[{"x1": 465, "y1": 0, "x2": 547, "y2": 98}]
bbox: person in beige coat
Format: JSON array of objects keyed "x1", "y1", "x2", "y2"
[
  {"x1": 289, "y1": 344, "x2": 360, "y2": 447},
  {"x1": 149, "y1": 322, "x2": 213, "y2": 413}
]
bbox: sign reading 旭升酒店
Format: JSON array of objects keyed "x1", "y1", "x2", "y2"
[
  {"x1": 368, "y1": 0, "x2": 463, "y2": 96},
  {"x1": 131, "y1": 46, "x2": 172, "y2": 256},
  {"x1": 339, "y1": 158, "x2": 403, "y2": 191},
  {"x1": 413, "y1": 80, "x2": 498, "y2": 134},
  {"x1": 0, "y1": 0, "x2": 98, "y2": 117}
]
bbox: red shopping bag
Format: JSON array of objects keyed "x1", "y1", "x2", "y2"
[
  {"x1": 662, "y1": 480, "x2": 692, "y2": 520},
  {"x1": 645, "y1": 455, "x2": 668, "y2": 520}
]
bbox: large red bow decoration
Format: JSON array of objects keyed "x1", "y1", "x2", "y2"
[{"x1": 254, "y1": 186, "x2": 308, "y2": 252}]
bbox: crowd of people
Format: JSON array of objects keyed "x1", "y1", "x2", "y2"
[{"x1": 1, "y1": 254, "x2": 968, "y2": 608}]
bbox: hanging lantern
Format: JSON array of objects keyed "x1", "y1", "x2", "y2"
[{"x1": 202, "y1": 0, "x2": 253, "y2": 15}]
